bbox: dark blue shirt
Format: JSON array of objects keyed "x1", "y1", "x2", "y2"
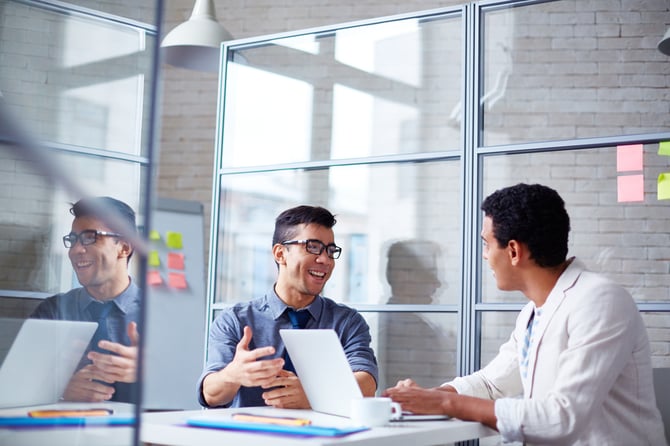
[
  {"x1": 30, "y1": 279, "x2": 141, "y2": 403},
  {"x1": 198, "y1": 288, "x2": 378, "y2": 408}
]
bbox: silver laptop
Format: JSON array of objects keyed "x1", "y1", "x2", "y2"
[
  {"x1": 0, "y1": 318, "x2": 97, "y2": 408},
  {"x1": 280, "y1": 329, "x2": 362, "y2": 417},
  {"x1": 280, "y1": 329, "x2": 449, "y2": 421}
]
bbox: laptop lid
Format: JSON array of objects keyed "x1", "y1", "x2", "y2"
[
  {"x1": 280, "y1": 329, "x2": 362, "y2": 418},
  {"x1": 0, "y1": 318, "x2": 97, "y2": 408}
]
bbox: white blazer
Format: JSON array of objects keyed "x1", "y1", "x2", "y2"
[{"x1": 448, "y1": 258, "x2": 667, "y2": 445}]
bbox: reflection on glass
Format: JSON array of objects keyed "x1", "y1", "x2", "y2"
[
  {"x1": 0, "y1": 2, "x2": 153, "y2": 156},
  {"x1": 481, "y1": 0, "x2": 670, "y2": 145},
  {"x1": 364, "y1": 312, "x2": 457, "y2": 392},
  {"x1": 480, "y1": 312, "x2": 517, "y2": 368},
  {"x1": 221, "y1": 11, "x2": 462, "y2": 168},
  {"x1": 482, "y1": 146, "x2": 670, "y2": 304},
  {"x1": 0, "y1": 1, "x2": 155, "y2": 443},
  {"x1": 214, "y1": 160, "x2": 461, "y2": 305}
]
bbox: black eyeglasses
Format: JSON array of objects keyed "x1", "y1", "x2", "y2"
[
  {"x1": 63, "y1": 230, "x2": 121, "y2": 248},
  {"x1": 281, "y1": 239, "x2": 342, "y2": 259}
]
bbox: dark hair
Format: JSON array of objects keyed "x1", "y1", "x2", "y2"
[
  {"x1": 70, "y1": 196, "x2": 137, "y2": 259},
  {"x1": 272, "y1": 205, "x2": 337, "y2": 246},
  {"x1": 480, "y1": 183, "x2": 570, "y2": 267}
]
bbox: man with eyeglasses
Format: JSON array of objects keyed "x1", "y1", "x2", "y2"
[
  {"x1": 198, "y1": 205, "x2": 378, "y2": 409},
  {"x1": 31, "y1": 196, "x2": 140, "y2": 403}
]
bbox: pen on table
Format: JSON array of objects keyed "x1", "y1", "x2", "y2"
[{"x1": 231, "y1": 413, "x2": 312, "y2": 426}]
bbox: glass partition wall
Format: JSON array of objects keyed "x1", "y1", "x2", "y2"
[
  {"x1": 210, "y1": 0, "x2": 670, "y2": 398},
  {"x1": 0, "y1": 1, "x2": 159, "y2": 444}
]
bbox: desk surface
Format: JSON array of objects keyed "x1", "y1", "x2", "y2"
[
  {"x1": 0, "y1": 402, "x2": 136, "y2": 446},
  {"x1": 141, "y1": 407, "x2": 497, "y2": 446}
]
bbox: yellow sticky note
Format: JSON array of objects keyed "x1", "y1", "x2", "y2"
[
  {"x1": 149, "y1": 230, "x2": 161, "y2": 241},
  {"x1": 166, "y1": 231, "x2": 183, "y2": 249},
  {"x1": 659, "y1": 141, "x2": 670, "y2": 156},
  {"x1": 148, "y1": 250, "x2": 161, "y2": 267},
  {"x1": 658, "y1": 173, "x2": 670, "y2": 200}
]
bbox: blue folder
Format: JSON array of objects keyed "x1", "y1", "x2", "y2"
[
  {"x1": 186, "y1": 416, "x2": 368, "y2": 437},
  {"x1": 0, "y1": 415, "x2": 136, "y2": 427}
]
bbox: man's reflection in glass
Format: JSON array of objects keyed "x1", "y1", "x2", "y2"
[
  {"x1": 377, "y1": 240, "x2": 456, "y2": 391},
  {"x1": 31, "y1": 196, "x2": 139, "y2": 403}
]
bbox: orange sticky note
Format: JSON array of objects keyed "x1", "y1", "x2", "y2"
[
  {"x1": 147, "y1": 270, "x2": 163, "y2": 286},
  {"x1": 617, "y1": 174, "x2": 644, "y2": 202},
  {"x1": 168, "y1": 272, "x2": 187, "y2": 289},
  {"x1": 616, "y1": 144, "x2": 643, "y2": 172},
  {"x1": 167, "y1": 252, "x2": 185, "y2": 270}
]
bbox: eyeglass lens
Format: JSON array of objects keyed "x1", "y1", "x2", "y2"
[
  {"x1": 63, "y1": 230, "x2": 98, "y2": 247},
  {"x1": 305, "y1": 240, "x2": 341, "y2": 259}
]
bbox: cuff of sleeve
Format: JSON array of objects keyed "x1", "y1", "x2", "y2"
[{"x1": 495, "y1": 398, "x2": 525, "y2": 443}]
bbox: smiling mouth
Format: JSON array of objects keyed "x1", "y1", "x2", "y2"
[
  {"x1": 309, "y1": 270, "x2": 326, "y2": 279},
  {"x1": 75, "y1": 260, "x2": 93, "y2": 268}
]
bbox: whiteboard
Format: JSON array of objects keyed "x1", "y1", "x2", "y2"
[{"x1": 142, "y1": 198, "x2": 207, "y2": 410}]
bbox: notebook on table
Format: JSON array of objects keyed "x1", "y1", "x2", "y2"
[
  {"x1": 280, "y1": 329, "x2": 449, "y2": 421},
  {"x1": 0, "y1": 318, "x2": 97, "y2": 408}
]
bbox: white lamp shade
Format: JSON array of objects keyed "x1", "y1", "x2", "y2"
[
  {"x1": 659, "y1": 27, "x2": 670, "y2": 56},
  {"x1": 161, "y1": 0, "x2": 233, "y2": 72}
]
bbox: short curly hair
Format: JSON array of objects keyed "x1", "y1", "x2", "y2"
[{"x1": 480, "y1": 183, "x2": 570, "y2": 267}]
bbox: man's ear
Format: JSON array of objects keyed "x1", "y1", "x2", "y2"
[
  {"x1": 118, "y1": 240, "x2": 133, "y2": 259},
  {"x1": 507, "y1": 240, "x2": 521, "y2": 265},
  {"x1": 272, "y1": 243, "x2": 286, "y2": 266}
]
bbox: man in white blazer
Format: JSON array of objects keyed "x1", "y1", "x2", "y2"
[{"x1": 384, "y1": 183, "x2": 666, "y2": 445}]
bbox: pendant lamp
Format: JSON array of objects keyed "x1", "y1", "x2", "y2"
[
  {"x1": 161, "y1": 0, "x2": 233, "y2": 72},
  {"x1": 659, "y1": 28, "x2": 670, "y2": 56}
]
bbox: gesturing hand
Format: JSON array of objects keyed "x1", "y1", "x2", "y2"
[
  {"x1": 87, "y1": 321, "x2": 138, "y2": 384},
  {"x1": 226, "y1": 326, "x2": 285, "y2": 388}
]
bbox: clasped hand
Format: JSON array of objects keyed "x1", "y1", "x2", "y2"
[{"x1": 62, "y1": 321, "x2": 139, "y2": 402}]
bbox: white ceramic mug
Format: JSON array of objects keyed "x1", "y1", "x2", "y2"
[{"x1": 350, "y1": 397, "x2": 402, "y2": 427}]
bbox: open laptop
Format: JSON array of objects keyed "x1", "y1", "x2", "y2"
[
  {"x1": 280, "y1": 329, "x2": 448, "y2": 421},
  {"x1": 0, "y1": 318, "x2": 97, "y2": 408}
]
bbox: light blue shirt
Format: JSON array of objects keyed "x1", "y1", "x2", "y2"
[{"x1": 198, "y1": 287, "x2": 378, "y2": 408}]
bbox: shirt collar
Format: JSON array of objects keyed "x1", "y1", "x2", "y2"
[
  {"x1": 77, "y1": 278, "x2": 138, "y2": 315},
  {"x1": 265, "y1": 286, "x2": 323, "y2": 321}
]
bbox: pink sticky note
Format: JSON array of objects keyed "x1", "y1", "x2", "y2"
[
  {"x1": 147, "y1": 270, "x2": 163, "y2": 286},
  {"x1": 616, "y1": 144, "x2": 643, "y2": 172},
  {"x1": 168, "y1": 272, "x2": 188, "y2": 289},
  {"x1": 167, "y1": 252, "x2": 185, "y2": 270},
  {"x1": 617, "y1": 174, "x2": 644, "y2": 202}
]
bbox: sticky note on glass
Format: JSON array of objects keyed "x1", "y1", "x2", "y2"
[
  {"x1": 659, "y1": 141, "x2": 670, "y2": 156},
  {"x1": 147, "y1": 270, "x2": 163, "y2": 286},
  {"x1": 616, "y1": 144, "x2": 643, "y2": 172},
  {"x1": 166, "y1": 231, "x2": 183, "y2": 249},
  {"x1": 658, "y1": 173, "x2": 670, "y2": 200},
  {"x1": 168, "y1": 272, "x2": 187, "y2": 289},
  {"x1": 148, "y1": 250, "x2": 161, "y2": 267},
  {"x1": 167, "y1": 252, "x2": 185, "y2": 270},
  {"x1": 617, "y1": 174, "x2": 644, "y2": 202},
  {"x1": 149, "y1": 230, "x2": 161, "y2": 241}
]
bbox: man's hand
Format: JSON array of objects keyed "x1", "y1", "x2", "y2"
[
  {"x1": 261, "y1": 369, "x2": 310, "y2": 409},
  {"x1": 62, "y1": 364, "x2": 115, "y2": 402},
  {"x1": 223, "y1": 326, "x2": 285, "y2": 388},
  {"x1": 202, "y1": 326, "x2": 285, "y2": 407},
  {"x1": 383, "y1": 382, "x2": 450, "y2": 415},
  {"x1": 87, "y1": 321, "x2": 139, "y2": 383}
]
